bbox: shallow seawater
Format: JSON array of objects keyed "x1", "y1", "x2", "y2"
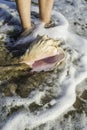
[{"x1": 0, "y1": 0, "x2": 87, "y2": 130}]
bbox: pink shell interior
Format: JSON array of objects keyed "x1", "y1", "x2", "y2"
[{"x1": 32, "y1": 53, "x2": 65, "y2": 72}]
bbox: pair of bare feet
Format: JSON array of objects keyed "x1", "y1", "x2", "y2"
[{"x1": 16, "y1": 0, "x2": 54, "y2": 33}]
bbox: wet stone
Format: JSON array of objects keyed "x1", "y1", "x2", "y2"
[{"x1": 80, "y1": 90, "x2": 87, "y2": 100}]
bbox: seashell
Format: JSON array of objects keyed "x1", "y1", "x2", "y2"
[{"x1": 20, "y1": 35, "x2": 65, "y2": 72}]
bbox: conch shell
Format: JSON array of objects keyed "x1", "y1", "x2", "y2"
[{"x1": 20, "y1": 35, "x2": 65, "y2": 72}]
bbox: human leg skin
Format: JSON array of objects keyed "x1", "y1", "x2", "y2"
[
  {"x1": 38, "y1": 0, "x2": 54, "y2": 24},
  {"x1": 16, "y1": 0, "x2": 31, "y2": 31}
]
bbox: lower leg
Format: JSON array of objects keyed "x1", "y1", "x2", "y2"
[
  {"x1": 39, "y1": 0, "x2": 54, "y2": 24},
  {"x1": 16, "y1": 0, "x2": 31, "y2": 31}
]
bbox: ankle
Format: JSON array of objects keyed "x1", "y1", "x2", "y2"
[
  {"x1": 22, "y1": 23, "x2": 32, "y2": 31},
  {"x1": 40, "y1": 18, "x2": 51, "y2": 25},
  {"x1": 23, "y1": 26, "x2": 32, "y2": 31}
]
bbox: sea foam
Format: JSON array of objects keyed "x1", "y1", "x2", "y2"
[{"x1": 0, "y1": 1, "x2": 87, "y2": 130}]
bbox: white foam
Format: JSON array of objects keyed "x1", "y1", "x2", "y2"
[
  {"x1": 16, "y1": 9, "x2": 69, "y2": 46},
  {"x1": 0, "y1": 1, "x2": 87, "y2": 130},
  {"x1": 2, "y1": 32, "x2": 87, "y2": 129}
]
